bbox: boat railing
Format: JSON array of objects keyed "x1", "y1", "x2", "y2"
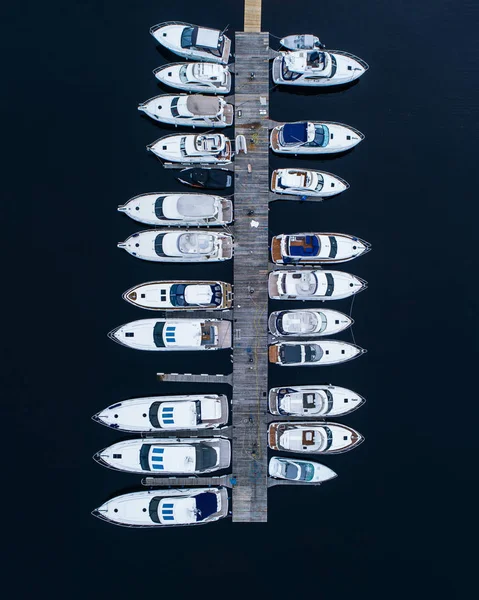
[
  {"x1": 150, "y1": 21, "x2": 192, "y2": 34},
  {"x1": 326, "y1": 50, "x2": 369, "y2": 71}
]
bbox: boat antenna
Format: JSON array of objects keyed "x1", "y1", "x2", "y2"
[{"x1": 220, "y1": 24, "x2": 230, "y2": 37}]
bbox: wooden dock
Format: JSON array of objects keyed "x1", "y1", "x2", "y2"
[{"x1": 244, "y1": 0, "x2": 262, "y2": 32}]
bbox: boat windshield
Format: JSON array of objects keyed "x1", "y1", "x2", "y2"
[
  {"x1": 179, "y1": 64, "x2": 189, "y2": 83},
  {"x1": 153, "y1": 322, "x2": 166, "y2": 347},
  {"x1": 298, "y1": 462, "x2": 315, "y2": 482},
  {"x1": 180, "y1": 27, "x2": 196, "y2": 48},
  {"x1": 305, "y1": 344, "x2": 323, "y2": 362},
  {"x1": 169, "y1": 284, "x2": 187, "y2": 306},
  {"x1": 284, "y1": 462, "x2": 299, "y2": 479},
  {"x1": 304, "y1": 124, "x2": 330, "y2": 148}
]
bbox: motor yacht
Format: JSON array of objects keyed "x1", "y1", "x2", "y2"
[
  {"x1": 268, "y1": 269, "x2": 367, "y2": 301},
  {"x1": 154, "y1": 62, "x2": 232, "y2": 94},
  {"x1": 92, "y1": 394, "x2": 229, "y2": 432},
  {"x1": 271, "y1": 168, "x2": 349, "y2": 198},
  {"x1": 117, "y1": 230, "x2": 233, "y2": 262},
  {"x1": 122, "y1": 280, "x2": 233, "y2": 310},
  {"x1": 93, "y1": 437, "x2": 231, "y2": 474},
  {"x1": 268, "y1": 457, "x2": 337, "y2": 483},
  {"x1": 92, "y1": 487, "x2": 228, "y2": 527},
  {"x1": 269, "y1": 384, "x2": 365, "y2": 417},
  {"x1": 268, "y1": 422, "x2": 364, "y2": 453},
  {"x1": 177, "y1": 167, "x2": 233, "y2": 189},
  {"x1": 269, "y1": 341, "x2": 366, "y2": 366},
  {"x1": 148, "y1": 133, "x2": 233, "y2": 165},
  {"x1": 271, "y1": 233, "x2": 371, "y2": 265},
  {"x1": 108, "y1": 318, "x2": 232, "y2": 351},
  {"x1": 268, "y1": 309, "x2": 353, "y2": 338},
  {"x1": 138, "y1": 94, "x2": 233, "y2": 128},
  {"x1": 118, "y1": 193, "x2": 233, "y2": 226},
  {"x1": 270, "y1": 121, "x2": 364, "y2": 154},
  {"x1": 150, "y1": 22, "x2": 231, "y2": 64}
]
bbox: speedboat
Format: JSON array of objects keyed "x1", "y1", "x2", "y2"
[
  {"x1": 271, "y1": 233, "x2": 371, "y2": 264},
  {"x1": 268, "y1": 457, "x2": 337, "y2": 483},
  {"x1": 118, "y1": 193, "x2": 233, "y2": 226},
  {"x1": 270, "y1": 121, "x2": 364, "y2": 154},
  {"x1": 150, "y1": 22, "x2": 231, "y2": 64},
  {"x1": 268, "y1": 269, "x2": 367, "y2": 301},
  {"x1": 268, "y1": 309, "x2": 353, "y2": 337},
  {"x1": 93, "y1": 437, "x2": 231, "y2": 474},
  {"x1": 177, "y1": 167, "x2": 233, "y2": 189},
  {"x1": 272, "y1": 49, "x2": 368, "y2": 86},
  {"x1": 92, "y1": 394, "x2": 229, "y2": 432},
  {"x1": 138, "y1": 94, "x2": 233, "y2": 128},
  {"x1": 269, "y1": 384, "x2": 365, "y2": 417},
  {"x1": 123, "y1": 281, "x2": 233, "y2": 310},
  {"x1": 271, "y1": 168, "x2": 349, "y2": 198},
  {"x1": 118, "y1": 230, "x2": 233, "y2": 262},
  {"x1": 280, "y1": 34, "x2": 324, "y2": 51},
  {"x1": 154, "y1": 62, "x2": 232, "y2": 94},
  {"x1": 108, "y1": 318, "x2": 232, "y2": 351},
  {"x1": 269, "y1": 341, "x2": 366, "y2": 366},
  {"x1": 148, "y1": 133, "x2": 233, "y2": 165},
  {"x1": 92, "y1": 487, "x2": 228, "y2": 528},
  {"x1": 268, "y1": 422, "x2": 364, "y2": 454}
]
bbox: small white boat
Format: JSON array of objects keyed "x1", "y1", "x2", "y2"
[
  {"x1": 93, "y1": 437, "x2": 231, "y2": 474},
  {"x1": 271, "y1": 168, "x2": 349, "y2": 198},
  {"x1": 268, "y1": 309, "x2": 353, "y2": 338},
  {"x1": 280, "y1": 34, "x2": 323, "y2": 51},
  {"x1": 108, "y1": 318, "x2": 232, "y2": 351},
  {"x1": 269, "y1": 457, "x2": 337, "y2": 483},
  {"x1": 269, "y1": 341, "x2": 366, "y2": 366},
  {"x1": 92, "y1": 394, "x2": 229, "y2": 432},
  {"x1": 154, "y1": 62, "x2": 232, "y2": 94},
  {"x1": 92, "y1": 487, "x2": 229, "y2": 528},
  {"x1": 138, "y1": 94, "x2": 233, "y2": 128},
  {"x1": 150, "y1": 22, "x2": 231, "y2": 64},
  {"x1": 118, "y1": 230, "x2": 233, "y2": 262},
  {"x1": 270, "y1": 121, "x2": 364, "y2": 154},
  {"x1": 269, "y1": 384, "x2": 365, "y2": 417},
  {"x1": 123, "y1": 280, "x2": 233, "y2": 310},
  {"x1": 148, "y1": 133, "x2": 233, "y2": 165},
  {"x1": 271, "y1": 233, "x2": 371, "y2": 265},
  {"x1": 268, "y1": 269, "x2": 367, "y2": 301},
  {"x1": 272, "y1": 49, "x2": 368, "y2": 86},
  {"x1": 269, "y1": 422, "x2": 364, "y2": 454},
  {"x1": 118, "y1": 193, "x2": 233, "y2": 226}
]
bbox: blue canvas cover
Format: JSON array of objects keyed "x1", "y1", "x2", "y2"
[
  {"x1": 281, "y1": 123, "x2": 308, "y2": 144},
  {"x1": 195, "y1": 492, "x2": 217, "y2": 521},
  {"x1": 289, "y1": 236, "x2": 320, "y2": 256}
]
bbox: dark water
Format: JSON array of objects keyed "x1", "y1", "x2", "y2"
[{"x1": 5, "y1": 0, "x2": 478, "y2": 595}]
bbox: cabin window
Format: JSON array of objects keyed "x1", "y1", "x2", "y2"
[
  {"x1": 125, "y1": 332, "x2": 134, "y2": 337},
  {"x1": 141, "y1": 294, "x2": 145, "y2": 298},
  {"x1": 113, "y1": 454, "x2": 122, "y2": 459},
  {"x1": 344, "y1": 398, "x2": 349, "y2": 403}
]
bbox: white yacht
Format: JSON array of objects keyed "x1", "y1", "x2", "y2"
[
  {"x1": 92, "y1": 394, "x2": 229, "y2": 432},
  {"x1": 108, "y1": 318, "x2": 232, "y2": 351},
  {"x1": 269, "y1": 422, "x2": 364, "y2": 454},
  {"x1": 118, "y1": 193, "x2": 233, "y2": 226},
  {"x1": 92, "y1": 487, "x2": 228, "y2": 528},
  {"x1": 272, "y1": 49, "x2": 368, "y2": 86},
  {"x1": 269, "y1": 341, "x2": 366, "y2": 366},
  {"x1": 138, "y1": 94, "x2": 233, "y2": 128},
  {"x1": 148, "y1": 133, "x2": 233, "y2": 165},
  {"x1": 93, "y1": 437, "x2": 231, "y2": 475},
  {"x1": 270, "y1": 122, "x2": 364, "y2": 154},
  {"x1": 150, "y1": 22, "x2": 231, "y2": 64},
  {"x1": 118, "y1": 230, "x2": 233, "y2": 262},
  {"x1": 154, "y1": 62, "x2": 232, "y2": 94},
  {"x1": 269, "y1": 457, "x2": 337, "y2": 483},
  {"x1": 271, "y1": 168, "x2": 349, "y2": 198},
  {"x1": 271, "y1": 233, "x2": 371, "y2": 265},
  {"x1": 280, "y1": 34, "x2": 324, "y2": 51},
  {"x1": 268, "y1": 309, "x2": 353, "y2": 338},
  {"x1": 268, "y1": 269, "x2": 367, "y2": 301},
  {"x1": 269, "y1": 384, "x2": 366, "y2": 417},
  {"x1": 123, "y1": 281, "x2": 233, "y2": 310}
]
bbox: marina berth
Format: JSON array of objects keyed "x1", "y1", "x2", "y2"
[
  {"x1": 154, "y1": 62, "x2": 232, "y2": 94},
  {"x1": 271, "y1": 168, "x2": 349, "y2": 198},
  {"x1": 268, "y1": 385, "x2": 366, "y2": 417},
  {"x1": 268, "y1": 308, "x2": 353, "y2": 338},
  {"x1": 108, "y1": 318, "x2": 232, "y2": 351},
  {"x1": 268, "y1": 269, "x2": 367, "y2": 301},
  {"x1": 118, "y1": 193, "x2": 233, "y2": 226},
  {"x1": 150, "y1": 22, "x2": 231, "y2": 64},
  {"x1": 93, "y1": 437, "x2": 231, "y2": 475},
  {"x1": 147, "y1": 133, "x2": 233, "y2": 165},
  {"x1": 117, "y1": 229, "x2": 233, "y2": 262},
  {"x1": 92, "y1": 487, "x2": 229, "y2": 528},
  {"x1": 268, "y1": 457, "x2": 337, "y2": 483},
  {"x1": 272, "y1": 49, "x2": 368, "y2": 87},
  {"x1": 138, "y1": 94, "x2": 233, "y2": 128},
  {"x1": 270, "y1": 121, "x2": 364, "y2": 154},
  {"x1": 177, "y1": 167, "x2": 233, "y2": 189},
  {"x1": 271, "y1": 233, "x2": 371, "y2": 265},
  {"x1": 92, "y1": 394, "x2": 229, "y2": 432},
  {"x1": 268, "y1": 340, "x2": 366, "y2": 366},
  {"x1": 268, "y1": 422, "x2": 364, "y2": 454},
  {"x1": 123, "y1": 280, "x2": 233, "y2": 310}
]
